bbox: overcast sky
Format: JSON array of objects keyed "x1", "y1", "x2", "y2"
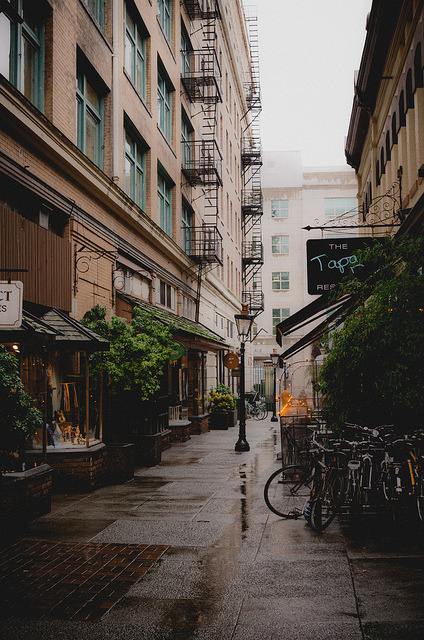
[{"x1": 243, "y1": 0, "x2": 371, "y2": 167}]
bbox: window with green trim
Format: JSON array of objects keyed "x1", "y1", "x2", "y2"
[
  {"x1": 272, "y1": 272, "x2": 289, "y2": 290},
  {"x1": 271, "y1": 200, "x2": 288, "y2": 218},
  {"x1": 273, "y1": 308, "x2": 290, "y2": 335},
  {"x1": 272, "y1": 235, "x2": 289, "y2": 254},
  {"x1": 76, "y1": 68, "x2": 103, "y2": 167},
  {"x1": 0, "y1": 0, "x2": 45, "y2": 110},
  {"x1": 157, "y1": 0, "x2": 171, "y2": 42},
  {"x1": 82, "y1": 0, "x2": 104, "y2": 29},
  {"x1": 158, "y1": 170, "x2": 173, "y2": 237},
  {"x1": 182, "y1": 199, "x2": 193, "y2": 253},
  {"x1": 124, "y1": 2, "x2": 147, "y2": 99},
  {"x1": 124, "y1": 127, "x2": 146, "y2": 209},
  {"x1": 181, "y1": 22, "x2": 191, "y2": 78},
  {"x1": 158, "y1": 65, "x2": 172, "y2": 142},
  {"x1": 181, "y1": 110, "x2": 193, "y2": 168}
]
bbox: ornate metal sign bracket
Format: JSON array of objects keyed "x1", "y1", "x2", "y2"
[
  {"x1": 74, "y1": 245, "x2": 117, "y2": 295},
  {"x1": 303, "y1": 171, "x2": 409, "y2": 233}
]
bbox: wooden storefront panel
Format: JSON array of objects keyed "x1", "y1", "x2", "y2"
[{"x1": 0, "y1": 206, "x2": 72, "y2": 311}]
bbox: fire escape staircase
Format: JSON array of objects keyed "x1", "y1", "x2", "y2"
[
  {"x1": 241, "y1": 12, "x2": 264, "y2": 317},
  {"x1": 181, "y1": 0, "x2": 222, "y2": 320}
]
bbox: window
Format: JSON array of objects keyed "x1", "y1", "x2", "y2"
[
  {"x1": 124, "y1": 2, "x2": 147, "y2": 99},
  {"x1": 271, "y1": 200, "x2": 288, "y2": 218},
  {"x1": 157, "y1": 0, "x2": 171, "y2": 42},
  {"x1": 76, "y1": 68, "x2": 103, "y2": 167},
  {"x1": 324, "y1": 198, "x2": 357, "y2": 217},
  {"x1": 272, "y1": 235, "x2": 289, "y2": 254},
  {"x1": 83, "y1": 0, "x2": 104, "y2": 28},
  {"x1": 272, "y1": 272, "x2": 289, "y2": 290},
  {"x1": 156, "y1": 278, "x2": 175, "y2": 309},
  {"x1": 182, "y1": 295, "x2": 195, "y2": 320},
  {"x1": 181, "y1": 22, "x2": 191, "y2": 78},
  {"x1": 181, "y1": 110, "x2": 193, "y2": 168},
  {"x1": 227, "y1": 319, "x2": 234, "y2": 339},
  {"x1": 272, "y1": 308, "x2": 290, "y2": 335},
  {"x1": 0, "y1": 0, "x2": 45, "y2": 110},
  {"x1": 158, "y1": 64, "x2": 173, "y2": 142},
  {"x1": 124, "y1": 127, "x2": 146, "y2": 209},
  {"x1": 158, "y1": 169, "x2": 173, "y2": 236},
  {"x1": 182, "y1": 199, "x2": 193, "y2": 253}
]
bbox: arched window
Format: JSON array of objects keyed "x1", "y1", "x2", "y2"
[
  {"x1": 406, "y1": 69, "x2": 414, "y2": 109},
  {"x1": 414, "y1": 43, "x2": 423, "y2": 89},
  {"x1": 380, "y1": 147, "x2": 385, "y2": 175},
  {"x1": 385, "y1": 130, "x2": 391, "y2": 162},
  {"x1": 392, "y1": 112, "x2": 398, "y2": 144},
  {"x1": 376, "y1": 160, "x2": 380, "y2": 186},
  {"x1": 399, "y1": 90, "x2": 406, "y2": 126}
]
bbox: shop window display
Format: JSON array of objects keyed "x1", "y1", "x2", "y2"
[{"x1": 28, "y1": 351, "x2": 101, "y2": 450}]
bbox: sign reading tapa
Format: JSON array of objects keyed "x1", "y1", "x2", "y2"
[
  {"x1": 0, "y1": 281, "x2": 23, "y2": 328},
  {"x1": 306, "y1": 238, "x2": 377, "y2": 295}
]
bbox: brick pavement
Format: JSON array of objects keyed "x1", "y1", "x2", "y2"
[{"x1": 0, "y1": 540, "x2": 169, "y2": 621}]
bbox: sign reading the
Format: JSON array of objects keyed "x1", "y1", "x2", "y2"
[
  {"x1": 306, "y1": 238, "x2": 376, "y2": 295},
  {"x1": 0, "y1": 281, "x2": 23, "y2": 328}
]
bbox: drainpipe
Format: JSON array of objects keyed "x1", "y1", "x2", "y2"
[{"x1": 112, "y1": 0, "x2": 120, "y2": 177}]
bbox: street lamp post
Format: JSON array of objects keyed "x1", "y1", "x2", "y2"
[
  {"x1": 270, "y1": 351, "x2": 279, "y2": 422},
  {"x1": 234, "y1": 303, "x2": 254, "y2": 452}
]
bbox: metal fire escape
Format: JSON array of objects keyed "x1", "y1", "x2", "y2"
[
  {"x1": 241, "y1": 12, "x2": 264, "y2": 317},
  {"x1": 181, "y1": 0, "x2": 223, "y2": 321}
]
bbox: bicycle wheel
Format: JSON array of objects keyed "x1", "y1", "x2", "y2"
[
  {"x1": 264, "y1": 465, "x2": 312, "y2": 518},
  {"x1": 259, "y1": 405, "x2": 268, "y2": 420},
  {"x1": 416, "y1": 470, "x2": 424, "y2": 522},
  {"x1": 254, "y1": 406, "x2": 267, "y2": 421},
  {"x1": 310, "y1": 469, "x2": 345, "y2": 532}
]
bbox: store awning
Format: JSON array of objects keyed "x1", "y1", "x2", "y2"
[
  {"x1": 276, "y1": 293, "x2": 357, "y2": 360},
  {"x1": 40, "y1": 308, "x2": 109, "y2": 352},
  {"x1": 120, "y1": 293, "x2": 228, "y2": 349},
  {"x1": 0, "y1": 308, "x2": 109, "y2": 352}
]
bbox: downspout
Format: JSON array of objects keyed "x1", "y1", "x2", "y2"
[{"x1": 112, "y1": 0, "x2": 120, "y2": 177}]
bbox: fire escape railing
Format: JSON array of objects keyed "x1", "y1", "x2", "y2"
[
  {"x1": 182, "y1": 225, "x2": 223, "y2": 265},
  {"x1": 182, "y1": 140, "x2": 222, "y2": 187}
]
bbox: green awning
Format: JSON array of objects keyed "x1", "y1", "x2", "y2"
[{"x1": 120, "y1": 294, "x2": 228, "y2": 348}]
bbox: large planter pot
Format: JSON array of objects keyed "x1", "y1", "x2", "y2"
[
  {"x1": 209, "y1": 412, "x2": 230, "y2": 430},
  {"x1": 106, "y1": 443, "x2": 135, "y2": 484},
  {"x1": 227, "y1": 409, "x2": 237, "y2": 427}
]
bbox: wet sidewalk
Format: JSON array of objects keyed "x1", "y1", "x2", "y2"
[{"x1": 1, "y1": 417, "x2": 424, "y2": 639}]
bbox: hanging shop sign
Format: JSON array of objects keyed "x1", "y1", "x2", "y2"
[
  {"x1": 0, "y1": 281, "x2": 23, "y2": 328},
  {"x1": 169, "y1": 341, "x2": 187, "y2": 362},
  {"x1": 224, "y1": 352, "x2": 240, "y2": 369},
  {"x1": 306, "y1": 238, "x2": 377, "y2": 295}
]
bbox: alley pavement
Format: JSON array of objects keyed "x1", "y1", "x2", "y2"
[{"x1": 1, "y1": 417, "x2": 424, "y2": 639}]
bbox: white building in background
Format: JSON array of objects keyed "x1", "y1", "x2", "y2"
[{"x1": 252, "y1": 152, "x2": 357, "y2": 402}]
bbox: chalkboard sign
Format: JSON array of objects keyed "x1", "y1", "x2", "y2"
[{"x1": 306, "y1": 238, "x2": 377, "y2": 295}]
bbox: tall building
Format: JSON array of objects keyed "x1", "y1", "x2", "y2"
[
  {"x1": 252, "y1": 152, "x2": 356, "y2": 402},
  {"x1": 345, "y1": 0, "x2": 424, "y2": 239},
  {"x1": 0, "y1": 0, "x2": 262, "y2": 477}
]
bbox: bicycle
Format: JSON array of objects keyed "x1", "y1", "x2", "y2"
[{"x1": 246, "y1": 400, "x2": 268, "y2": 420}]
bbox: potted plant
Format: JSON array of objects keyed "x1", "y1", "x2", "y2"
[{"x1": 208, "y1": 385, "x2": 238, "y2": 429}]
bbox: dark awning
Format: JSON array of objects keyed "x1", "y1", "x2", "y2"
[
  {"x1": 0, "y1": 308, "x2": 109, "y2": 351},
  {"x1": 278, "y1": 296, "x2": 356, "y2": 361}
]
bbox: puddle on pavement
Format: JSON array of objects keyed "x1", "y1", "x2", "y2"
[{"x1": 155, "y1": 431, "x2": 277, "y2": 637}]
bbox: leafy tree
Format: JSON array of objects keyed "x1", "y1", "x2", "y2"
[
  {"x1": 318, "y1": 235, "x2": 424, "y2": 432},
  {"x1": 0, "y1": 345, "x2": 42, "y2": 457},
  {"x1": 83, "y1": 305, "x2": 176, "y2": 401}
]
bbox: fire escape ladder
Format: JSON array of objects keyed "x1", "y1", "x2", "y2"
[
  {"x1": 181, "y1": 1, "x2": 222, "y2": 320},
  {"x1": 240, "y1": 11, "x2": 264, "y2": 317}
]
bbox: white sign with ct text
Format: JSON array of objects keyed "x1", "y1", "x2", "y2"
[{"x1": 0, "y1": 281, "x2": 23, "y2": 328}]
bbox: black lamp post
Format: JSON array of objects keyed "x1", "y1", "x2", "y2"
[
  {"x1": 270, "y1": 351, "x2": 279, "y2": 422},
  {"x1": 234, "y1": 303, "x2": 254, "y2": 452}
]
